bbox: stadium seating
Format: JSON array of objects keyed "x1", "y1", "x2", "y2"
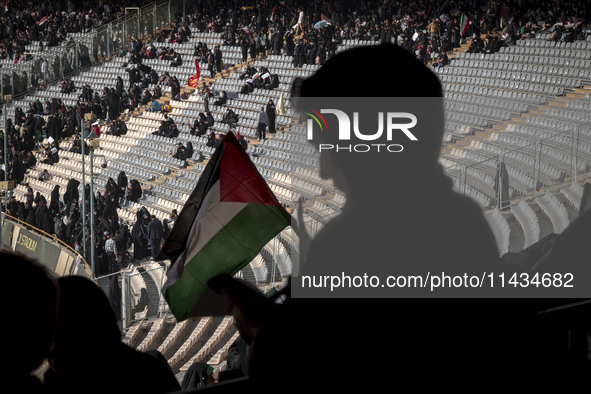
[{"x1": 6, "y1": 17, "x2": 591, "y2": 380}]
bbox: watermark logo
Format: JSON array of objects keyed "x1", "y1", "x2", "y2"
[
  {"x1": 306, "y1": 109, "x2": 418, "y2": 152},
  {"x1": 304, "y1": 109, "x2": 329, "y2": 132}
]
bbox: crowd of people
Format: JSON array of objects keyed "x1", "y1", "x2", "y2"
[
  {"x1": 179, "y1": 0, "x2": 590, "y2": 71},
  {"x1": 2, "y1": 163, "x2": 167, "y2": 275}
]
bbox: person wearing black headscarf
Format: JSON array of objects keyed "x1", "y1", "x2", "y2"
[
  {"x1": 131, "y1": 207, "x2": 151, "y2": 260},
  {"x1": 266, "y1": 99, "x2": 276, "y2": 134},
  {"x1": 50, "y1": 185, "x2": 60, "y2": 214},
  {"x1": 35, "y1": 198, "x2": 53, "y2": 234}
]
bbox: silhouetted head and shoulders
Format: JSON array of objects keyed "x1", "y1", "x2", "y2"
[
  {"x1": 43, "y1": 276, "x2": 180, "y2": 394},
  {"x1": 5, "y1": 252, "x2": 58, "y2": 393},
  {"x1": 293, "y1": 43, "x2": 499, "y2": 285}
]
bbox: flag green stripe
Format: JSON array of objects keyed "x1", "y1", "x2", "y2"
[{"x1": 164, "y1": 203, "x2": 290, "y2": 320}]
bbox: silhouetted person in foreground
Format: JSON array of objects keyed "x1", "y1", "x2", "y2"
[
  {"x1": 287, "y1": 43, "x2": 591, "y2": 382},
  {"x1": 6, "y1": 252, "x2": 58, "y2": 393},
  {"x1": 293, "y1": 44, "x2": 500, "y2": 288},
  {"x1": 215, "y1": 44, "x2": 590, "y2": 391},
  {"x1": 43, "y1": 276, "x2": 180, "y2": 394},
  {"x1": 202, "y1": 44, "x2": 591, "y2": 394}
]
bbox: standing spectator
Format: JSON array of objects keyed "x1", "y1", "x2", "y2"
[
  {"x1": 117, "y1": 171, "x2": 128, "y2": 200},
  {"x1": 25, "y1": 182, "x2": 34, "y2": 209},
  {"x1": 147, "y1": 214, "x2": 164, "y2": 260},
  {"x1": 214, "y1": 45, "x2": 223, "y2": 74},
  {"x1": 240, "y1": 34, "x2": 249, "y2": 62},
  {"x1": 257, "y1": 106, "x2": 268, "y2": 141},
  {"x1": 207, "y1": 49, "x2": 215, "y2": 78},
  {"x1": 171, "y1": 76, "x2": 181, "y2": 101},
  {"x1": 266, "y1": 99, "x2": 276, "y2": 134},
  {"x1": 113, "y1": 229, "x2": 129, "y2": 269},
  {"x1": 428, "y1": 18, "x2": 441, "y2": 40},
  {"x1": 104, "y1": 231, "x2": 118, "y2": 273}
]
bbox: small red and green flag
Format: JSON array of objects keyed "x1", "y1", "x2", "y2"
[
  {"x1": 460, "y1": 13, "x2": 471, "y2": 37},
  {"x1": 160, "y1": 132, "x2": 291, "y2": 321}
]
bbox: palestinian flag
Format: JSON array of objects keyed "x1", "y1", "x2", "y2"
[
  {"x1": 160, "y1": 132, "x2": 291, "y2": 321},
  {"x1": 460, "y1": 13, "x2": 470, "y2": 37},
  {"x1": 187, "y1": 58, "x2": 200, "y2": 88}
]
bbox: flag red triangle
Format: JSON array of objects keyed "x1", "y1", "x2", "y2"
[{"x1": 219, "y1": 133, "x2": 283, "y2": 207}]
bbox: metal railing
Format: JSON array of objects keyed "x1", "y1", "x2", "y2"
[
  {"x1": 0, "y1": 0, "x2": 179, "y2": 105},
  {"x1": 445, "y1": 121, "x2": 591, "y2": 210}
]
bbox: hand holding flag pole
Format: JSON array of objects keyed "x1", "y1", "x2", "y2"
[{"x1": 289, "y1": 197, "x2": 312, "y2": 264}]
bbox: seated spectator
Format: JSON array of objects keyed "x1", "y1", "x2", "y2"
[
  {"x1": 140, "y1": 90, "x2": 153, "y2": 106},
  {"x1": 432, "y1": 50, "x2": 448, "y2": 68},
  {"x1": 70, "y1": 137, "x2": 89, "y2": 155},
  {"x1": 107, "y1": 121, "x2": 120, "y2": 136},
  {"x1": 467, "y1": 35, "x2": 485, "y2": 53},
  {"x1": 22, "y1": 150, "x2": 37, "y2": 169},
  {"x1": 60, "y1": 79, "x2": 75, "y2": 94},
  {"x1": 208, "y1": 82, "x2": 216, "y2": 97},
  {"x1": 40, "y1": 147, "x2": 53, "y2": 165},
  {"x1": 237, "y1": 130, "x2": 248, "y2": 151},
  {"x1": 190, "y1": 115, "x2": 208, "y2": 136},
  {"x1": 221, "y1": 108, "x2": 239, "y2": 125},
  {"x1": 240, "y1": 79, "x2": 254, "y2": 94},
  {"x1": 172, "y1": 142, "x2": 188, "y2": 161},
  {"x1": 170, "y1": 51, "x2": 183, "y2": 67},
  {"x1": 213, "y1": 91, "x2": 227, "y2": 106},
  {"x1": 154, "y1": 114, "x2": 177, "y2": 138},
  {"x1": 166, "y1": 123, "x2": 179, "y2": 138},
  {"x1": 189, "y1": 118, "x2": 200, "y2": 135},
  {"x1": 128, "y1": 179, "x2": 142, "y2": 202},
  {"x1": 199, "y1": 81, "x2": 211, "y2": 97},
  {"x1": 161, "y1": 101, "x2": 172, "y2": 113},
  {"x1": 158, "y1": 72, "x2": 172, "y2": 86},
  {"x1": 268, "y1": 74, "x2": 280, "y2": 90},
  {"x1": 117, "y1": 120, "x2": 128, "y2": 136},
  {"x1": 38, "y1": 169, "x2": 51, "y2": 181},
  {"x1": 85, "y1": 122, "x2": 101, "y2": 139},
  {"x1": 206, "y1": 132, "x2": 216, "y2": 147},
  {"x1": 148, "y1": 99, "x2": 162, "y2": 112},
  {"x1": 50, "y1": 147, "x2": 60, "y2": 164},
  {"x1": 240, "y1": 65, "x2": 257, "y2": 80}
]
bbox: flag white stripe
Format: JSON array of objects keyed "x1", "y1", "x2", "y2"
[{"x1": 163, "y1": 180, "x2": 247, "y2": 291}]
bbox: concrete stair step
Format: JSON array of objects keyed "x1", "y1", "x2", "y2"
[
  {"x1": 539, "y1": 101, "x2": 566, "y2": 109},
  {"x1": 454, "y1": 138, "x2": 473, "y2": 146},
  {"x1": 556, "y1": 95, "x2": 577, "y2": 102},
  {"x1": 473, "y1": 131, "x2": 491, "y2": 139},
  {"x1": 528, "y1": 109, "x2": 546, "y2": 115},
  {"x1": 574, "y1": 86, "x2": 591, "y2": 94},
  {"x1": 491, "y1": 123, "x2": 507, "y2": 131}
]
